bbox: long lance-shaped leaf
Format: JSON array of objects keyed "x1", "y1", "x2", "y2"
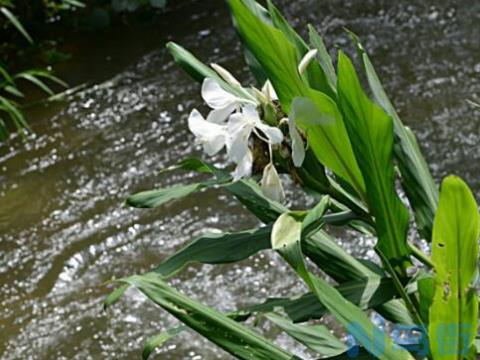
[
  {"x1": 166, "y1": 42, "x2": 220, "y2": 83},
  {"x1": 349, "y1": 34, "x2": 438, "y2": 241},
  {"x1": 307, "y1": 25, "x2": 337, "y2": 91},
  {"x1": 428, "y1": 176, "x2": 479, "y2": 359},
  {"x1": 291, "y1": 95, "x2": 366, "y2": 199},
  {"x1": 166, "y1": 42, "x2": 255, "y2": 101},
  {"x1": 234, "y1": 277, "x2": 398, "y2": 324},
  {"x1": 154, "y1": 225, "x2": 272, "y2": 277},
  {"x1": 271, "y1": 213, "x2": 414, "y2": 360},
  {"x1": 120, "y1": 273, "x2": 299, "y2": 360},
  {"x1": 266, "y1": 0, "x2": 335, "y2": 97},
  {"x1": 337, "y1": 51, "x2": 411, "y2": 272},
  {"x1": 227, "y1": 0, "x2": 304, "y2": 112},
  {"x1": 126, "y1": 181, "x2": 216, "y2": 208},
  {"x1": 265, "y1": 312, "x2": 348, "y2": 356},
  {"x1": 232, "y1": 0, "x2": 270, "y2": 85}
]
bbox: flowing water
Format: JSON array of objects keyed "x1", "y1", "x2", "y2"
[{"x1": 1, "y1": 0, "x2": 479, "y2": 359}]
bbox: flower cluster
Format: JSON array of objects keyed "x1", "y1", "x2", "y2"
[{"x1": 187, "y1": 56, "x2": 314, "y2": 202}]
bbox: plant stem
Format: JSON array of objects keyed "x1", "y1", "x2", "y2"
[
  {"x1": 408, "y1": 242, "x2": 434, "y2": 268},
  {"x1": 377, "y1": 249, "x2": 424, "y2": 328}
]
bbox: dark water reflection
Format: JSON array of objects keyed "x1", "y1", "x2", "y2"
[{"x1": 0, "y1": 0, "x2": 479, "y2": 359}]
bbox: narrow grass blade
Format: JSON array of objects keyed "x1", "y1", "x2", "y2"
[{"x1": 1, "y1": 7, "x2": 33, "y2": 43}]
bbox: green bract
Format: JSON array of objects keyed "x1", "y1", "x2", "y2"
[{"x1": 105, "y1": 1, "x2": 480, "y2": 359}]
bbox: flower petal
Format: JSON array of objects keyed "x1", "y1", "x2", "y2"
[
  {"x1": 201, "y1": 78, "x2": 237, "y2": 109},
  {"x1": 288, "y1": 118, "x2": 305, "y2": 167},
  {"x1": 188, "y1": 109, "x2": 226, "y2": 156},
  {"x1": 232, "y1": 150, "x2": 253, "y2": 180},
  {"x1": 227, "y1": 113, "x2": 252, "y2": 163},
  {"x1": 242, "y1": 103, "x2": 259, "y2": 123},
  {"x1": 260, "y1": 163, "x2": 285, "y2": 203},
  {"x1": 256, "y1": 122, "x2": 284, "y2": 144},
  {"x1": 206, "y1": 103, "x2": 236, "y2": 124}
]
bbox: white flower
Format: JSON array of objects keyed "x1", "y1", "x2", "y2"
[
  {"x1": 227, "y1": 104, "x2": 283, "y2": 166},
  {"x1": 298, "y1": 49, "x2": 318, "y2": 75},
  {"x1": 201, "y1": 78, "x2": 254, "y2": 124},
  {"x1": 188, "y1": 109, "x2": 226, "y2": 156},
  {"x1": 261, "y1": 163, "x2": 285, "y2": 203}
]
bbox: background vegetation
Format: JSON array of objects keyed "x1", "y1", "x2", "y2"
[{"x1": 0, "y1": 0, "x2": 168, "y2": 143}]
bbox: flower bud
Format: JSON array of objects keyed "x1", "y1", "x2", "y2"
[
  {"x1": 260, "y1": 163, "x2": 285, "y2": 203},
  {"x1": 298, "y1": 49, "x2": 318, "y2": 75},
  {"x1": 211, "y1": 63, "x2": 241, "y2": 87}
]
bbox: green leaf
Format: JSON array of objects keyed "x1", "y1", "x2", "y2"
[
  {"x1": 103, "y1": 284, "x2": 129, "y2": 310},
  {"x1": 349, "y1": 33, "x2": 438, "y2": 241},
  {"x1": 271, "y1": 213, "x2": 302, "y2": 250},
  {"x1": 166, "y1": 42, "x2": 253, "y2": 101},
  {"x1": 19, "y1": 69, "x2": 68, "y2": 87},
  {"x1": 302, "y1": 196, "x2": 330, "y2": 236},
  {"x1": 308, "y1": 25, "x2": 337, "y2": 92},
  {"x1": 238, "y1": 277, "x2": 398, "y2": 324},
  {"x1": 63, "y1": 0, "x2": 86, "y2": 8},
  {"x1": 227, "y1": 0, "x2": 304, "y2": 112},
  {"x1": 142, "y1": 326, "x2": 186, "y2": 360},
  {"x1": 302, "y1": 230, "x2": 378, "y2": 283},
  {"x1": 121, "y1": 273, "x2": 299, "y2": 360},
  {"x1": 3, "y1": 85, "x2": 24, "y2": 98},
  {"x1": 0, "y1": 64, "x2": 14, "y2": 83},
  {"x1": 0, "y1": 95, "x2": 29, "y2": 131},
  {"x1": 126, "y1": 183, "x2": 207, "y2": 208},
  {"x1": 1, "y1": 7, "x2": 33, "y2": 43},
  {"x1": 337, "y1": 51, "x2": 411, "y2": 272},
  {"x1": 155, "y1": 225, "x2": 272, "y2": 278},
  {"x1": 291, "y1": 95, "x2": 366, "y2": 199},
  {"x1": 265, "y1": 312, "x2": 347, "y2": 356},
  {"x1": 15, "y1": 73, "x2": 54, "y2": 95},
  {"x1": 166, "y1": 42, "x2": 219, "y2": 83},
  {"x1": 267, "y1": 0, "x2": 335, "y2": 97},
  {"x1": 0, "y1": 118, "x2": 8, "y2": 141},
  {"x1": 417, "y1": 275, "x2": 434, "y2": 324},
  {"x1": 428, "y1": 176, "x2": 479, "y2": 359},
  {"x1": 223, "y1": 179, "x2": 287, "y2": 223},
  {"x1": 325, "y1": 348, "x2": 377, "y2": 359},
  {"x1": 126, "y1": 177, "x2": 228, "y2": 209}
]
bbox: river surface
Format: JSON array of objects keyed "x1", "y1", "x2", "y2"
[{"x1": 1, "y1": 0, "x2": 479, "y2": 359}]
